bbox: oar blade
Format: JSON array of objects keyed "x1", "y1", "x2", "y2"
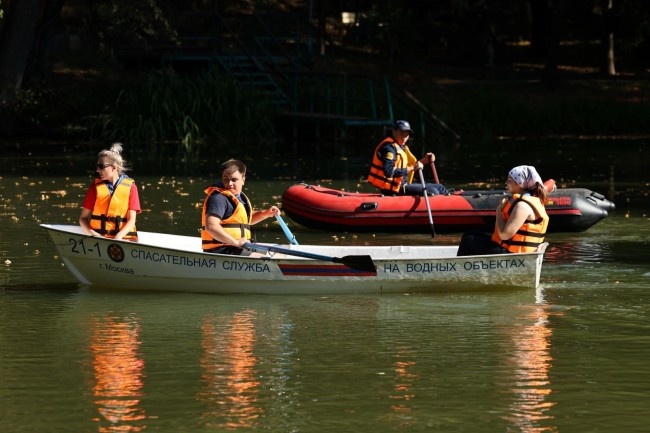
[{"x1": 335, "y1": 255, "x2": 376, "y2": 273}]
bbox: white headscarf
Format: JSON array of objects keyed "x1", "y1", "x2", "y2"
[{"x1": 508, "y1": 165, "x2": 543, "y2": 190}]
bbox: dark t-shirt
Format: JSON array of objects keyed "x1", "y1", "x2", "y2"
[{"x1": 205, "y1": 188, "x2": 248, "y2": 220}]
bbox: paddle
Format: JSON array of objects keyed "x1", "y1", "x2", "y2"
[
  {"x1": 276, "y1": 214, "x2": 299, "y2": 245},
  {"x1": 430, "y1": 161, "x2": 440, "y2": 184},
  {"x1": 243, "y1": 242, "x2": 376, "y2": 273},
  {"x1": 418, "y1": 168, "x2": 436, "y2": 238}
]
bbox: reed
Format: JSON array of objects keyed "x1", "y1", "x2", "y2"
[{"x1": 85, "y1": 70, "x2": 278, "y2": 161}]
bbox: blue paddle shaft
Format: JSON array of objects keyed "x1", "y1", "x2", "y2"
[{"x1": 276, "y1": 214, "x2": 299, "y2": 245}]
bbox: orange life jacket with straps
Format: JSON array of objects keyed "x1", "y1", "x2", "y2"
[
  {"x1": 491, "y1": 194, "x2": 549, "y2": 253},
  {"x1": 90, "y1": 177, "x2": 138, "y2": 240},
  {"x1": 367, "y1": 137, "x2": 417, "y2": 193},
  {"x1": 201, "y1": 186, "x2": 252, "y2": 251}
]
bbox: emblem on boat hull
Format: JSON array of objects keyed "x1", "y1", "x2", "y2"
[{"x1": 107, "y1": 243, "x2": 125, "y2": 262}]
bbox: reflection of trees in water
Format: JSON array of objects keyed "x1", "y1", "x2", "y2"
[
  {"x1": 501, "y1": 303, "x2": 563, "y2": 432},
  {"x1": 90, "y1": 314, "x2": 147, "y2": 433},
  {"x1": 198, "y1": 311, "x2": 262, "y2": 429},
  {"x1": 388, "y1": 347, "x2": 417, "y2": 429}
]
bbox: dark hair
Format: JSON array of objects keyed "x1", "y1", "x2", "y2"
[
  {"x1": 529, "y1": 183, "x2": 549, "y2": 204},
  {"x1": 221, "y1": 159, "x2": 246, "y2": 176}
]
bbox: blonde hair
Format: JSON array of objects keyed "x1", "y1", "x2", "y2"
[{"x1": 98, "y1": 143, "x2": 128, "y2": 173}]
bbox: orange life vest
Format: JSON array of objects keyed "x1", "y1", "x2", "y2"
[
  {"x1": 201, "y1": 186, "x2": 252, "y2": 251},
  {"x1": 491, "y1": 194, "x2": 549, "y2": 253},
  {"x1": 367, "y1": 137, "x2": 417, "y2": 193},
  {"x1": 90, "y1": 177, "x2": 138, "y2": 240}
]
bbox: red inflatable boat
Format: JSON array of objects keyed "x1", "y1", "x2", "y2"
[{"x1": 281, "y1": 183, "x2": 615, "y2": 233}]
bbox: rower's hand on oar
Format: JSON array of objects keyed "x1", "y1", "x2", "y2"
[
  {"x1": 422, "y1": 152, "x2": 436, "y2": 163},
  {"x1": 408, "y1": 161, "x2": 424, "y2": 175},
  {"x1": 265, "y1": 206, "x2": 280, "y2": 217},
  {"x1": 236, "y1": 237, "x2": 250, "y2": 248}
]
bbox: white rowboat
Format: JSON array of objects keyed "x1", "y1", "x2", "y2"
[{"x1": 41, "y1": 224, "x2": 548, "y2": 294}]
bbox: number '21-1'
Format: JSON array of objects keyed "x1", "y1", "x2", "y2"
[{"x1": 69, "y1": 237, "x2": 101, "y2": 257}]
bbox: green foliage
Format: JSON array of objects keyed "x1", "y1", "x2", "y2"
[
  {"x1": 361, "y1": 0, "x2": 530, "y2": 66},
  {"x1": 85, "y1": 70, "x2": 278, "y2": 164},
  {"x1": 82, "y1": 0, "x2": 178, "y2": 51},
  {"x1": 5, "y1": 82, "x2": 57, "y2": 132}
]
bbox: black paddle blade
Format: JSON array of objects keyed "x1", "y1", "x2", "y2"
[{"x1": 334, "y1": 255, "x2": 376, "y2": 273}]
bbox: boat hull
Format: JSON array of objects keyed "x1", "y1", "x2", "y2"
[
  {"x1": 41, "y1": 224, "x2": 547, "y2": 294},
  {"x1": 281, "y1": 183, "x2": 614, "y2": 233}
]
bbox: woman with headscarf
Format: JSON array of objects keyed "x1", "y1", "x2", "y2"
[
  {"x1": 79, "y1": 143, "x2": 141, "y2": 241},
  {"x1": 457, "y1": 165, "x2": 549, "y2": 256}
]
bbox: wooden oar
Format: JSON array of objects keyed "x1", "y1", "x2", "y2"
[
  {"x1": 243, "y1": 242, "x2": 376, "y2": 273},
  {"x1": 418, "y1": 169, "x2": 436, "y2": 238},
  {"x1": 430, "y1": 161, "x2": 440, "y2": 184},
  {"x1": 275, "y1": 214, "x2": 299, "y2": 245}
]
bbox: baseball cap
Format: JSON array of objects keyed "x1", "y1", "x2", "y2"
[{"x1": 393, "y1": 120, "x2": 412, "y2": 133}]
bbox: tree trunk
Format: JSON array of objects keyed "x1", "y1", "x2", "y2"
[
  {"x1": 317, "y1": 0, "x2": 327, "y2": 56},
  {"x1": 601, "y1": 0, "x2": 616, "y2": 76},
  {"x1": 542, "y1": 1, "x2": 560, "y2": 85},
  {"x1": 31, "y1": 0, "x2": 66, "y2": 81},
  {"x1": 0, "y1": 0, "x2": 43, "y2": 106},
  {"x1": 529, "y1": 0, "x2": 548, "y2": 56}
]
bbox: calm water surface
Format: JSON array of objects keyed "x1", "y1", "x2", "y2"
[{"x1": 1, "y1": 168, "x2": 649, "y2": 432}]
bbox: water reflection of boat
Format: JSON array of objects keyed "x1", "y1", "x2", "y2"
[
  {"x1": 281, "y1": 183, "x2": 614, "y2": 233},
  {"x1": 41, "y1": 224, "x2": 549, "y2": 293}
]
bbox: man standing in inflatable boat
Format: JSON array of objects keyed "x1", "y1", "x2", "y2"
[{"x1": 368, "y1": 120, "x2": 449, "y2": 196}]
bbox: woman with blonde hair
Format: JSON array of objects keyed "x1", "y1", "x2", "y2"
[{"x1": 79, "y1": 143, "x2": 141, "y2": 241}]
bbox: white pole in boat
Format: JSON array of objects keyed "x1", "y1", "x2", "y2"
[{"x1": 418, "y1": 169, "x2": 436, "y2": 238}]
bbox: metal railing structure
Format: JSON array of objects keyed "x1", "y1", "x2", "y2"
[{"x1": 140, "y1": 10, "x2": 459, "y2": 148}]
